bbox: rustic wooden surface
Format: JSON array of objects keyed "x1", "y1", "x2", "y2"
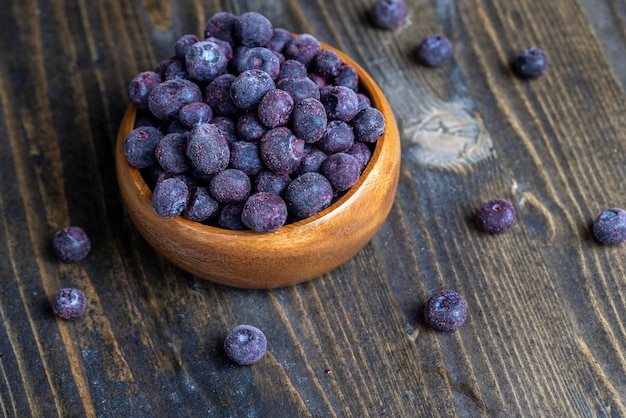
[{"x1": 0, "y1": 0, "x2": 625, "y2": 416}]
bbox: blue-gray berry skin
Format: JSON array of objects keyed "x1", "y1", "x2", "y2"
[
  {"x1": 477, "y1": 198, "x2": 516, "y2": 234},
  {"x1": 148, "y1": 79, "x2": 203, "y2": 121},
  {"x1": 593, "y1": 208, "x2": 626, "y2": 245},
  {"x1": 52, "y1": 288, "x2": 87, "y2": 320},
  {"x1": 151, "y1": 177, "x2": 189, "y2": 218},
  {"x1": 285, "y1": 172, "x2": 333, "y2": 219},
  {"x1": 124, "y1": 126, "x2": 163, "y2": 169},
  {"x1": 224, "y1": 325, "x2": 267, "y2": 365},
  {"x1": 53, "y1": 227, "x2": 91, "y2": 262},
  {"x1": 230, "y1": 69, "x2": 276, "y2": 110},
  {"x1": 371, "y1": 0, "x2": 407, "y2": 30},
  {"x1": 417, "y1": 34, "x2": 453, "y2": 67},
  {"x1": 514, "y1": 47, "x2": 548, "y2": 79},
  {"x1": 424, "y1": 290, "x2": 467, "y2": 331},
  {"x1": 241, "y1": 192, "x2": 288, "y2": 232},
  {"x1": 185, "y1": 41, "x2": 228, "y2": 83}
]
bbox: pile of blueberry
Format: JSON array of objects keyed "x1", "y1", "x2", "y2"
[{"x1": 124, "y1": 11, "x2": 386, "y2": 232}]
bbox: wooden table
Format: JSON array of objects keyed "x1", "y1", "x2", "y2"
[{"x1": 1, "y1": 0, "x2": 625, "y2": 416}]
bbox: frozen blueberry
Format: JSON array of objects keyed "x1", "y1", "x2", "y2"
[
  {"x1": 424, "y1": 290, "x2": 467, "y2": 331},
  {"x1": 148, "y1": 79, "x2": 203, "y2": 121},
  {"x1": 212, "y1": 116, "x2": 238, "y2": 144},
  {"x1": 230, "y1": 69, "x2": 276, "y2": 110},
  {"x1": 514, "y1": 47, "x2": 548, "y2": 79},
  {"x1": 417, "y1": 34, "x2": 453, "y2": 67},
  {"x1": 187, "y1": 123, "x2": 230, "y2": 175},
  {"x1": 242, "y1": 192, "x2": 288, "y2": 232},
  {"x1": 254, "y1": 171, "x2": 291, "y2": 196},
  {"x1": 229, "y1": 141, "x2": 263, "y2": 176},
  {"x1": 164, "y1": 59, "x2": 190, "y2": 81},
  {"x1": 318, "y1": 120, "x2": 354, "y2": 154},
  {"x1": 166, "y1": 119, "x2": 188, "y2": 134},
  {"x1": 205, "y1": 74, "x2": 241, "y2": 119},
  {"x1": 276, "y1": 76, "x2": 320, "y2": 104},
  {"x1": 278, "y1": 59, "x2": 307, "y2": 80},
  {"x1": 236, "y1": 47, "x2": 281, "y2": 79},
  {"x1": 235, "y1": 12, "x2": 273, "y2": 47},
  {"x1": 129, "y1": 71, "x2": 162, "y2": 111},
  {"x1": 218, "y1": 204, "x2": 248, "y2": 230},
  {"x1": 352, "y1": 107, "x2": 385, "y2": 143},
  {"x1": 124, "y1": 126, "x2": 163, "y2": 169},
  {"x1": 257, "y1": 89, "x2": 294, "y2": 128},
  {"x1": 155, "y1": 132, "x2": 190, "y2": 174},
  {"x1": 285, "y1": 172, "x2": 333, "y2": 219},
  {"x1": 237, "y1": 112, "x2": 268, "y2": 142},
  {"x1": 320, "y1": 152, "x2": 361, "y2": 192},
  {"x1": 52, "y1": 226, "x2": 91, "y2": 262},
  {"x1": 134, "y1": 110, "x2": 162, "y2": 130},
  {"x1": 224, "y1": 324, "x2": 267, "y2": 365},
  {"x1": 322, "y1": 86, "x2": 359, "y2": 122},
  {"x1": 346, "y1": 141, "x2": 372, "y2": 172},
  {"x1": 313, "y1": 49, "x2": 342, "y2": 78},
  {"x1": 179, "y1": 102, "x2": 212, "y2": 129},
  {"x1": 477, "y1": 198, "x2": 516, "y2": 233},
  {"x1": 371, "y1": 0, "x2": 407, "y2": 30},
  {"x1": 294, "y1": 145, "x2": 327, "y2": 176},
  {"x1": 204, "y1": 11, "x2": 239, "y2": 46},
  {"x1": 185, "y1": 40, "x2": 228, "y2": 83},
  {"x1": 284, "y1": 34, "x2": 322, "y2": 68},
  {"x1": 209, "y1": 168, "x2": 251, "y2": 204},
  {"x1": 356, "y1": 93, "x2": 372, "y2": 112},
  {"x1": 267, "y1": 28, "x2": 293, "y2": 52},
  {"x1": 291, "y1": 98, "x2": 327, "y2": 143},
  {"x1": 333, "y1": 64, "x2": 359, "y2": 92},
  {"x1": 260, "y1": 127, "x2": 305, "y2": 174},
  {"x1": 206, "y1": 36, "x2": 234, "y2": 62},
  {"x1": 308, "y1": 73, "x2": 327, "y2": 90},
  {"x1": 174, "y1": 34, "x2": 201, "y2": 60},
  {"x1": 52, "y1": 288, "x2": 87, "y2": 320},
  {"x1": 182, "y1": 186, "x2": 219, "y2": 222},
  {"x1": 592, "y1": 208, "x2": 626, "y2": 245},
  {"x1": 152, "y1": 177, "x2": 189, "y2": 218}
]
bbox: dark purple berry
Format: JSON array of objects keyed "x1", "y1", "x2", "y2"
[
  {"x1": 291, "y1": 98, "x2": 327, "y2": 143},
  {"x1": 417, "y1": 34, "x2": 453, "y2": 67},
  {"x1": 242, "y1": 192, "x2": 288, "y2": 232},
  {"x1": 352, "y1": 107, "x2": 385, "y2": 143},
  {"x1": 129, "y1": 71, "x2": 161, "y2": 111},
  {"x1": 235, "y1": 12, "x2": 273, "y2": 47},
  {"x1": 152, "y1": 177, "x2": 189, "y2": 218},
  {"x1": 164, "y1": 60, "x2": 190, "y2": 81},
  {"x1": 346, "y1": 141, "x2": 372, "y2": 172},
  {"x1": 319, "y1": 152, "x2": 361, "y2": 192},
  {"x1": 206, "y1": 37, "x2": 234, "y2": 62},
  {"x1": 257, "y1": 89, "x2": 294, "y2": 128},
  {"x1": 333, "y1": 64, "x2": 358, "y2": 91},
  {"x1": 166, "y1": 119, "x2": 188, "y2": 134},
  {"x1": 187, "y1": 124, "x2": 230, "y2": 175},
  {"x1": 318, "y1": 120, "x2": 354, "y2": 154},
  {"x1": 211, "y1": 116, "x2": 238, "y2": 144},
  {"x1": 209, "y1": 168, "x2": 251, "y2": 204},
  {"x1": 237, "y1": 112, "x2": 268, "y2": 142},
  {"x1": 236, "y1": 47, "x2": 280, "y2": 79},
  {"x1": 321, "y1": 86, "x2": 359, "y2": 122},
  {"x1": 174, "y1": 34, "x2": 200, "y2": 60},
  {"x1": 224, "y1": 324, "x2": 267, "y2": 365},
  {"x1": 260, "y1": 127, "x2": 304, "y2": 174},
  {"x1": 284, "y1": 34, "x2": 322, "y2": 68},
  {"x1": 294, "y1": 145, "x2": 327, "y2": 176},
  {"x1": 371, "y1": 0, "x2": 407, "y2": 30},
  {"x1": 204, "y1": 12, "x2": 238, "y2": 46},
  {"x1": 254, "y1": 171, "x2": 291, "y2": 196},
  {"x1": 183, "y1": 186, "x2": 219, "y2": 222},
  {"x1": 278, "y1": 59, "x2": 307, "y2": 80},
  {"x1": 356, "y1": 93, "x2": 372, "y2": 112},
  {"x1": 424, "y1": 290, "x2": 467, "y2": 331},
  {"x1": 124, "y1": 126, "x2": 163, "y2": 169},
  {"x1": 52, "y1": 288, "x2": 87, "y2": 320},
  {"x1": 229, "y1": 141, "x2": 263, "y2": 176},
  {"x1": 154, "y1": 58, "x2": 178, "y2": 80},
  {"x1": 185, "y1": 41, "x2": 228, "y2": 83},
  {"x1": 205, "y1": 74, "x2": 241, "y2": 119},
  {"x1": 477, "y1": 198, "x2": 516, "y2": 233},
  {"x1": 276, "y1": 76, "x2": 320, "y2": 104},
  {"x1": 267, "y1": 28, "x2": 293, "y2": 52},
  {"x1": 313, "y1": 49, "x2": 342, "y2": 78},
  {"x1": 307, "y1": 73, "x2": 327, "y2": 90},
  {"x1": 148, "y1": 79, "x2": 203, "y2": 121},
  {"x1": 155, "y1": 132, "x2": 190, "y2": 174},
  {"x1": 52, "y1": 226, "x2": 91, "y2": 262},
  {"x1": 592, "y1": 208, "x2": 626, "y2": 245},
  {"x1": 230, "y1": 69, "x2": 276, "y2": 110},
  {"x1": 285, "y1": 172, "x2": 333, "y2": 219},
  {"x1": 179, "y1": 102, "x2": 212, "y2": 129},
  {"x1": 218, "y1": 204, "x2": 248, "y2": 230},
  {"x1": 514, "y1": 47, "x2": 548, "y2": 79}
]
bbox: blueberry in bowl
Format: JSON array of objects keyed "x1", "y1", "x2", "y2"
[{"x1": 115, "y1": 14, "x2": 400, "y2": 288}]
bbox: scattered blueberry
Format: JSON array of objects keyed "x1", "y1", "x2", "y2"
[
  {"x1": 424, "y1": 290, "x2": 467, "y2": 331},
  {"x1": 417, "y1": 34, "x2": 453, "y2": 67},
  {"x1": 52, "y1": 226, "x2": 91, "y2": 262},
  {"x1": 592, "y1": 208, "x2": 626, "y2": 245},
  {"x1": 514, "y1": 47, "x2": 548, "y2": 79},
  {"x1": 52, "y1": 288, "x2": 87, "y2": 320},
  {"x1": 371, "y1": 0, "x2": 407, "y2": 30},
  {"x1": 477, "y1": 198, "x2": 516, "y2": 234},
  {"x1": 224, "y1": 324, "x2": 267, "y2": 365}
]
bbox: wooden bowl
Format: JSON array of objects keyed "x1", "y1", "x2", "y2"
[{"x1": 115, "y1": 42, "x2": 400, "y2": 288}]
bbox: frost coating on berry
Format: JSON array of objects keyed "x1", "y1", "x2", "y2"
[
  {"x1": 514, "y1": 47, "x2": 548, "y2": 79},
  {"x1": 53, "y1": 226, "x2": 91, "y2": 263},
  {"x1": 477, "y1": 198, "x2": 516, "y2": 233},
  {"x1": 592, "y1": 208, "x2": 626, "y2": 245},
  {"x1": 224, "y1": 325, "x2": 267, "y2": 365},
  {"x1": 52, "y1": 288, "x2": 87, "y2": 320},
  {"x1": 424, "y1": 290, "x2": 467, "y2": 331}
]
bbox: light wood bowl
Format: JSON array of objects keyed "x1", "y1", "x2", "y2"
[{"x1": 115, "y1": 42, "x2": 400, "y2": 289}]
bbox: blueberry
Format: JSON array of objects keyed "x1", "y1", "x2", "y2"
[
  {"x1": 124, "y1": 126, "x2": 163, "y2": 169},
  {"x1": 318, "y1": 120, "x2": 354, "y2": 154},
  {"x1": 152, "y1": 177, "x2": 189, "y2": 218},
  {"x1": 52, "y1": 288, "x2": 87, "y2": 320},
  {"x1": 313, "y1": 49, "x2": 342, "y2": 78},
  {"x1": 155, "y1": 132, "x2": 190, "y2": 174},
  {"x1": 319, "y1": 152, "x2": 361, "y2": 192},
  {"x1": 187, "y1": 123, "x2": 230, "y2": 175},
  {"x1": 52, "y1": 226, "x2": 91, "y2": 263},
  {"x1": 321, "y1": 86, "x2": 359, "y2": 122},
  {"x1": 285, "y1": 172, "x2": 333, "y2": 219},
  {"x1": 424, "y1": 290, "x2": 467, "y2": 331},
  {"x1": 218, "y1": 204, "x2": 248, "y2": 230},
  {"x1": 236, "y1": 47, "x2": 281, "y2": 80},
  {"x1": 128, "y1": 71, "x2": 161, "y2": 111},
  {"x1": 229, "y1": 141, "x2": 263, "y2": 176},
  {"x1": 224, "y1": 325, "x2": 267, "y2": 365},
  {"x1": 257, "y1": 89, "x2": 294, "y2": 128},
  {"x1": 371, "y1": 0, "x2": 407, "y2": 30},
  {"x1": 260, "y1": 127, "x2": 305, "y2": 174},
  {"x1": 185, "y1": 40, "x2": 228, "y2": 83},
  {"x1": 204, "y1": 11, "x2": 239, "y2": 47},
  {"x1": 276, "y1": 76, "x2": 320, "y2": 104},
  {"x1": 182, "y1": 186, "x2": 219, "y2": 222},
  {"x1": 477, "y1": 198, "x2": 516, "y2": 233},
  {"x1": 356, "y1": 93, "x2": 372, "y2": 112},
  {"x1": 294, "y1": 144, "x2": 327, "y2": 176},
  {"x1": 148, "y1": 79, "x2": 203, "y2": 121},
  {"x1": 179, "y1": 102, "x2": 212, "y2": 129},
  {"x1": 235, "y1": 12, "x2": 273, "y2": 47},
  {"x1": 205, "y1": 74, "x2": 241, "y2": 119},
  {"x1": 166, "y1": 119, "x2": 188, "y2": 134},
  {"x1": 307, "y1": 73, "x2": 327, "y2": 90},
  {"x1": 417, "y1": 34, "x2": 453, "y2": 67},
  {"x1": 211, "y1": 116, "x2": 238, "y2": 144},
  {"x1": 352, "y1": 107, "x2": 385, "y2": 143},
  {"x1": 230, "y1": 69, "x2": 276, "y2": 110},
  {"x1": 284, "y1": 34, "x2": 322, "y2": 68},
  {"x1": 267, "y1": 28, "x2": 293, "y2": 52},
  {"x1": 206, "y1": 37, "x2": 234, "y2": 62},
  {"x1": 291, "y1": 98, "x2": 327, "y2": 143},
  {"x1": 592, "y1": 208, "x2": 626, "y2": 245},
  {"x1": 209, "y1": 168, "x2": 251, "y2": 204},
  {"x1": 346, "y1": 141, "x2": 372, "y2": 172},
  {"x1": 254, "y1": 171, "x2": 291, "y2": 196},
  {"x1": 242, "y1": 192, "x2": 288, "y2": 232},
  {"x1": 174, "y1": 34, "x2": 201, "y2": 60},
  {"x1": 333, "y1": 64, "x2": 358, "y2": 92},
  {"x1": 514, "y1": 47, "x2": 548, "y2": 79},
  {"x1": 164, "y1": 60, "x2": 190, "y2": 81},
  {"x1": 278, "y1": 59, "x2": 307, "y2": 80},
  {"x1": 236, "y1": 112, "x2": 268, "y2": 142}
]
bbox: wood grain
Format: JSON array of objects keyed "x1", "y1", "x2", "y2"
[{"x1": 0, "y1": 0, "x2": 624, "y2": 416}]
